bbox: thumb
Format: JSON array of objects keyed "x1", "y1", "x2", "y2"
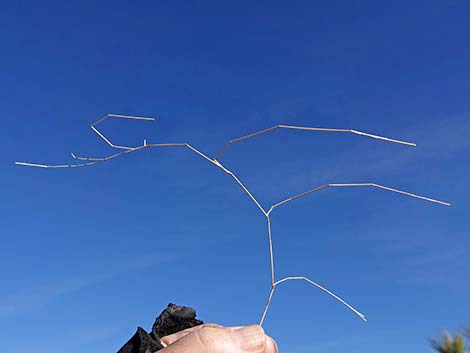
[{"x1": 160, "y1": 325, "x2": 278, "y2": 353}]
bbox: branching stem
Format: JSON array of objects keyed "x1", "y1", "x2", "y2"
[{"x1": 15, "y1": 114, "x2": 451, "y2": 326}]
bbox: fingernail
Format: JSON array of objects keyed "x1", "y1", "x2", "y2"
[{"x1": 233, "y1": 325, "x2": 266, "y2": 351}]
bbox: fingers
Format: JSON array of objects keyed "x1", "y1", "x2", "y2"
[
  {"x1": 160, "y1": 325, "x2": 278, "y2": 353},
  {"x1": 160, "y1": 324, "x2": 222, "y2": 346},
  {"x1": 264, "y1": 335, "x2": 278, "y2": 353},
  {"x1": 161, "y1": 324, "x2": 247, "y2": 346}
]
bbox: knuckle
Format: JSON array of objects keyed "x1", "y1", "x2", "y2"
[{"x1": 194, "y1": 327, "x2": 219, "y2": 350}]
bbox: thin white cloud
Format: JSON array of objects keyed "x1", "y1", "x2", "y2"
[
  {"x1": 197, "y1": 114, "x2": 470, "y2": 207},
  {"x1": 0, "y1": 252, "x2": 181, "y2": 318},
  {"x1": 286, "y1": 114, "x2": 470, "y2": 188},
  {"x1": 1, "y1": 323, "x2": 121, "y2": 353}
]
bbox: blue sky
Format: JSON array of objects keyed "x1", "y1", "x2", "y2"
[{"x1": 1, "y1": 1, "x2": 469, "y2": 352}]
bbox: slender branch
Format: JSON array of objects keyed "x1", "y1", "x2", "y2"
[
  {"x1": 214, "y1": 124, "x2": 416, "y2": 160},
  {"x1": 259, "y1": 286, "x2": 276, "y2": 326},
  {"x1": 268, "y1": 182, "x2": 451, "y2": 215},
  {"x1": 17, "y1": 145, "x2": 150, "y2": 168},
  {"x1": 15, "y1": 114, "x2": 451, "y2": 328},
  {"x1": 259, "y1": 216, "x2": 276, "y2": 326},
  {"x1": 71, "y1": 153, "x2": 106, "y2": 161},
  {"x1": 15, "y1": 161, "x2": 98, "y2": 168},
  {"x1": 186, "y1": 144, "x2": 267, "y2": 215},
  {"x1": 214, "y1": 162, "x2": 267, "y2": 216},
  {"x1": 267, "y1": 217, "x2": 275, "y2": 284},
  {"x1": 16, "y1": 142, "x2": 268, "y2": 215},
  {"x1": 273, "y1": 276, "x2": 367, "y2": 322},
  {"x1": 15, "y1": 113, "x2": 268, "y2": 213},
  {"x1": 90, "y1": 113, "x2": 155, "y2": 150}
]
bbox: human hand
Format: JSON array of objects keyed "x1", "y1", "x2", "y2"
[{"x1": 159, "y1": 324, "x2": 278, "y2": 353}]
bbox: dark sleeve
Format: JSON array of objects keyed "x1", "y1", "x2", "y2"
[
  {"x1": 117, "y1": 327, "x2": 164, "y2": 353},
  {"x1": 116, "y1": 304, "x2": 204, "y2": 353}
]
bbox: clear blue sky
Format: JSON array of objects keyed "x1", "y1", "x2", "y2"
[{"x1": 1, "y1": 1, "x2": 469, "y2": 352}]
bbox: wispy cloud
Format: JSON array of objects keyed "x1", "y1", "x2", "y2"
[
  {"x1": 2, "y1": 323, "x2": 121, "y2": 353},
  {"x1": 191, "y1": 114, "x2": 470, "y2": 209},
  {"x1": 285, "y1": 115, "x2": 470, "y2": 188},
  {"x1": 0, "y1": 272, "x2": 111, "y2": 317},
  {"x1": 390, "y1": 246, "x2": 470, "y2": 289},
  {"x1": 360, "y1": 225, "x2": 470, "y2": 289},
  {"x1": 0, "y1": 252, "x2": 181, "y2": 318}
]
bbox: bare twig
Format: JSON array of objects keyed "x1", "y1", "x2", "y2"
[
  {"x1": 268, "y1": 183, "x2": 450, "y2": 215},
  {"x1": 15, "y1": 114, "x2": 451, "y2": 326},
  {"x1": 214, "y1": 125, "x2": 416, "y2": 160},
  {"x1": 91, "y1": 113, "x2": 155, "y2": 150}
]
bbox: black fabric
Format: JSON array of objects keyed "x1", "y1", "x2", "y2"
[
  {"x1": 116, "y1": 327, "x2": 164, "y2": 353},
  {"x1": 117, "y1": 304, "x2": 204, "y2": 353}
]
